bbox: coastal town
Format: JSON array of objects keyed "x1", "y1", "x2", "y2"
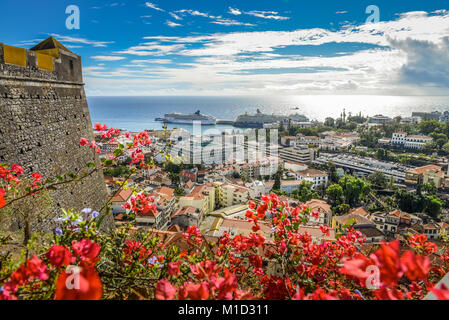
[{"x1": 99, "y1": 109, "x2": 449, "y2": 251}]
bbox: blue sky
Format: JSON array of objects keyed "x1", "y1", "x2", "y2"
[{"x1": 1, "y1": 0, "x2": 449, "y2": 96}]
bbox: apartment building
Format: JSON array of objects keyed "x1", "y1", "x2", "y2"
[
  {"x1": 212, "y1": 182, "x2": 250, "y2": 207},
  {"x1": 178, "y1": 184, "x2": 216, "y2": 216},
  {"x1": 135, "y1": 187, "x2": 176, "y2": 230},
  {"x1": 405, "y1": 165, "x2": 443, "y2": 186},
  {"x1": 279, "y1": 145, "x2": 315, "y2": 164},
  {"x1": 304, "y1": 199, "x2": 333, "y2": 226}
]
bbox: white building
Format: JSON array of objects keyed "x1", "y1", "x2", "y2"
[
  {"x1": 295, "y1": 168, "x2": 328, "y2": 189},
  {"x1": 391, "y1": 132, "x2": 433, "y2": 150},
  {"x1": 392, "y1": 132, "x2": 407, "y2": 145}
]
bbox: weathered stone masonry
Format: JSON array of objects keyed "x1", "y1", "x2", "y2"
[{"x1": 0, "y1": 37, "x2": 113, "y2": 230}]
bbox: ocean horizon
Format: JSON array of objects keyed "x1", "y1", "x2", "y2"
[{"x1": 87, "y1": 95, "x2": 449, "y2": 134}]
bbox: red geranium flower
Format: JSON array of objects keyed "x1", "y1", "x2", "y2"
[
  {"x1": 168, "y1": 262, "x2": 181, "y2": 276},
  {"x1": 0, "y1": 193, "x2": 5, "y2": 209},
  {"x1": 79, "y1": 137, "x2": 89, "y2": 146},
  {"x1": 156, "y1": 279, "x2": 177, "y2": 300},
  {"x1": 11, "y1": 164, "x2": 24, "y2": 175},
  {"x1": 72, "y1": 239, "x2": 101, "y2": 261},
  {"x1": 400, "y1": 251, "x2": 430, "y2": 281},
  {"x1": 46, "y1": 245, "x2": 72, "y2": 268}
]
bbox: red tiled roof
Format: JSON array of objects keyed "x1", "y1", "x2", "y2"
[
  {"x1": 305, "y1": 199, "x2": 331, "y2": 214},
  {"x1": 111, "y1": 188, "x2": 133, "y2": 202},
  {"x1": 348, "y1": 207, "x2": 370, "y2": 217},
  {"x1": 407, "y1": 165, "x2": 442, "y2": 175}
]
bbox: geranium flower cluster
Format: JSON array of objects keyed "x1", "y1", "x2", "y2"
[
  {"x1": 122, "y1": 192, "x2": 157, "y2": 216},
  {"x1": 1, "y1": 194, "x2": 449, "y2": 300},
  {"x1": 0, "y1": 163, "x2": 44, "y2": 208}
]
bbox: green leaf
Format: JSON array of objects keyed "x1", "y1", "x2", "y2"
[
  {"x1": 55, "y1": 175, "x2": 64, "y2": 181},
  {"x1": 86, "y1": 162, "x2": 96, "y2": 168}
]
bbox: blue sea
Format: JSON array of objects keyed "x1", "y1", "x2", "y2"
[{"x1": 87, "y1": 95, "x2": 449, "y2": 134}]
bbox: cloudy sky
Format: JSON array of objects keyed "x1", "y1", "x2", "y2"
[{"x1": 1, "y1": 0, "x2": 449, "y2": 96}]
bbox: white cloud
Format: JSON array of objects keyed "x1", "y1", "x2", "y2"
[
  {"x1": 228, "y1": 7, "x2": 242, "y2": 15},
  {"x1": 174, "y1": 8, "x2": 254, "y2": 26},
  {"x1": 50, "y1": 34, "x2": 114, "y2": 47},
  {"x1": 85, "y1": 10, "x2": 449, "y2": 95},
  {"x1": 211, "y1": 18, "x2": 255, "y2": 26},
  {"x1": 166, "y1": 20, "x2": 182, "y2": 27},
  {"x1": 91, "y1": 56, "x2": 126, "y2": 61},
  {"x1": 145, "y1": 2, "x2": 164, "y2": 12},
  {"x1": 169, "y1": 12, "x2": 182, "y2": 20},
  {"x1": 226, "y1": 7, "x2": 290, "y2": 20},
  {"x1": 116, "y1": 43, "x2": 185, "y2": 56},
  {"x1": 244, "y1": 10, "x2": 290, "y2": 20},
  {"x1": 131, "y1": 59, "x2": 172, "y2": 64}
]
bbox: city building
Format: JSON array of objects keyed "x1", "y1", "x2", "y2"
[
  {"x1": 405, "y1": 165, "x2": 443, "y2": 186},
  {"x1": 332, "y1": 213, "x2": 385, "y2": 243},
  {"x1": 294, "y1": 168, "x2": 328, "y2": 189},
  {"x1": 369, "y1": 115, "x2": 393, "y2": 124},
  {"x1": 314, "y1": 153, "x2": 413, "y2": 184},
  {"x1": 391, "y1": 132, "x2": 433, "y2": 150},
  {"x1": 279, "y1": 145, "x2": 315, "y2": 164},
  {"x1": 213, "y1": 182, "x2": 250, "y2": 208},
  {"x1": 304, "y1": 199, "x2": 333, "y2": 226},
  {"x1": 371, "y1": 210, "x2": 422, "y2": 234},
  {"x1": 110, "y1": 189, "x2": 133, "y2": 215},
  {"x1": 135, "y1": 187, "x2": 176, "y2": 230},
  {"x1": 284, "y1": 161, "x2": 308, "y2": 172},
  {"x1": 279, "y1": 180, "x2": 304, "y2": 193},
  {"x1": 178, "y1": 184, "x2": 216, "y2": 216}
]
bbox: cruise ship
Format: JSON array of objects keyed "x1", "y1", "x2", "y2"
[
  {"x1": 159, "y1": 110, "x2": 217, "y2": 125},
  {"x1": 234, "y1": 109, "x2": 309, "y2": 128}
]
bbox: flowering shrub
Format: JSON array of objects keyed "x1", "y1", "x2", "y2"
[
  {"x1": 0, "y1": 124, "x2": 448, "y2": 300},
  {"x1": 0, "y1": 194, "x2": 448, "y2": 300}
]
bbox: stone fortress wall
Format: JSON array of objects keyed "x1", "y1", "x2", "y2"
[{"x1": 0, "y1": 37, "x2": 113, "y2": 231}]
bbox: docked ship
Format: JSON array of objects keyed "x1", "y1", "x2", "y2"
[
  {"x1": 158, "y1": 110, "x2": 217, "y2": 125},
  {"x1": 234, "y1": 109, "x2": 309, "y2": 128}
]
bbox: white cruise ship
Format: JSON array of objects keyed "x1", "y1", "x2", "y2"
[{"x1": 162, "y1": 110, "x2": 217, "y2": 125}]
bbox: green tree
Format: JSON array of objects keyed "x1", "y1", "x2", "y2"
[
  {"x1": 327, "y1": 161, "x2": 339, "y2": 183},
  {"x1": 326, "y1": 184, "x2": 344, "y2": 205},
  {"x1": 291, "y1": 181, "x2": 318, "y2": 202},
  {"x1": 442, "y1": 141, "x2": 449, "y2": 154},
  {"x1": 421, "y1": 182, "x2": 437, "y2": 195},
  {"x1": 368, "y1": 171, "x2": 387, "y2": 188},
  {"x1": 418, "y1": 120, "x2": 443, "y2": 135},
  {"x1": 324, "y1": 117, "x2": 335, "y2": 127},
  {"x1": 338, "y1": 175, "x2": 371, "y2": 207},
  {"x1": 395, "y1": 189, "x2": 424, "y2": 213},
  {"x1": 424, "y1": 195, "x2": 442, "y2": 218}
]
